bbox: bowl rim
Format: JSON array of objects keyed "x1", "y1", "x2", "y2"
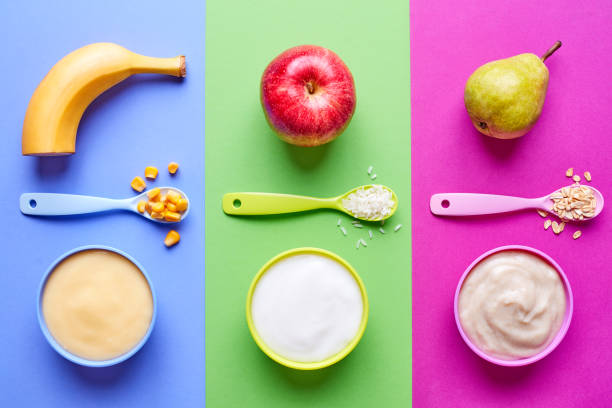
[
  {"x1": 454, "y1": 245, "x2": 573, "y2": 367},
  {"x1": 37, "y1": 245, "x2": 157, "y2": 367},
  {"x1": 246, "y1": 247, "x2": 369, "y2": 370}
]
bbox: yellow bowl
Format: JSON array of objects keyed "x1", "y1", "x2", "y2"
[{"x1": 246, "y1": 247, "x2": 369, "y2": 370}]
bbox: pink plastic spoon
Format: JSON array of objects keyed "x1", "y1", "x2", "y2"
[{"x1": 430, "y1": 185, "x2": 604, "y2": 222}]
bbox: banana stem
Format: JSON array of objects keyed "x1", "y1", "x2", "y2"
[
  {"x1": 131, "y1": 55, "x2": 186, "y2": 77},
  {"x1": 541, "y1": 41, "x2": 562, "y2": 62}
]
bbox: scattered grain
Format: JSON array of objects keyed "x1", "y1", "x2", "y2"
[{"x1": 551, "y1": 221, "x2": 560, "y2": 235}]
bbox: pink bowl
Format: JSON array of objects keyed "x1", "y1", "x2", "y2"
[{"x1": 454, "y1": 245, "x2": 573, "y2": 367}]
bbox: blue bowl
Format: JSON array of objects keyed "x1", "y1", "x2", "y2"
[{"x1": 37, "y1": 245, "x2": 157, "y2": 367}]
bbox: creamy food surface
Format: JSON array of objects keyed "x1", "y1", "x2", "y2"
[
  {"x1": 42, "y1": 249, "x2": 154, "y2": 361},
  {"x1": 458, "y1": 250, "x2": 566, "y2": 360},
  {"x1": 251, "y1": 254, "x2": 364, "y2": 363}
]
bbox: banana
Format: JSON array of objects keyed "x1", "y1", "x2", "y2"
[{"x1": 22, "y1": 43, "x2": 186, "y2": 156}]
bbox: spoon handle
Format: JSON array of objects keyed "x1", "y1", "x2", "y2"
[
  {"x1": 430, "y1": 193, "x2": 543, "y2": 216},
  {"x1": 222, "y1": 192, "x2": 337, "y2": 216},
  {"x1": 20, "y1": 193, "x2": 130, "y2": 216}
]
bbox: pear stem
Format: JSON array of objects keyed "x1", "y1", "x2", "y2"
[{"x1": 541, "y1": 41, "x2": 562, "y2": 62}]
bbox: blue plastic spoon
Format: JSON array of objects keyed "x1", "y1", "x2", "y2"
[{"x1": 19, "y1": 187, "x2": 189, "y2": 224}]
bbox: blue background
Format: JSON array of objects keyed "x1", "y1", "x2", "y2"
[{"x1": 0, "y1": 1, "x2": 205, "y2": 406}]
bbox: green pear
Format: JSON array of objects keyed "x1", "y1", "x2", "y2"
[{"x1": 464, "y1": 41, "x2": 561, "y2": 139}]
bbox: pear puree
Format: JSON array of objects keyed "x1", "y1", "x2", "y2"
[
  {"x1": 42, "y1": 249, "x2": 153, "y2": 361},
  {"x1": 458, "y1": 251, "x2": 565, "y2": 360}
]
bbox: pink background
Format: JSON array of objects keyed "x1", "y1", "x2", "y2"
[{"x1": 410, "y1": 1, "x2": 612, "y2": 406}]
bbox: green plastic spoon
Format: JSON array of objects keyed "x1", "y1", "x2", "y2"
[{"x1": 222, "y1": 184, "x2": 398, "y2": 221}]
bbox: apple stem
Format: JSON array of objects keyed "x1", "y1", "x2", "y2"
[
  {"x1": 305, "y1": 81, "x2": 315, "y2": 94},
  {"x1": 541, "y1": 41, "x2": 562, "y2": 62}
]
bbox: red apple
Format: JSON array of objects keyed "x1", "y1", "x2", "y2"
[{"x1": 261, "y1": 45, "x2": 356, "y2": 147}]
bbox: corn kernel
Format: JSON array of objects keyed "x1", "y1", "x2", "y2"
[
  {"x1": 166, "y1": 202, "x2": 177, "y2": 212},
  {"x1": 167, "y1": 190, "x2": 180, "y2": 204},
  {"x1": 145, "y1": 202, "x2": 153, "y2": 214},
  {"x1": 160, "y1": 194, "x2": 167, "y2": 204},
  {"x1": 152, "y1": 202, "x2": 165, "y2": 213},
  {"x1": 164, "y1": 230, "x2": 180, "y2": 247},
  {"x1": 131, "y1": 176, "x2": 146, "y2": 192},
  {"x1": 147, "y1": 187, "x2": 161, "y2": 200},
  {"x1": 168, "y1": 162, "x2": 179, "y2": 174},
  {"x1": 144, "y1": 166, "x2": 158, "y2": 180},
  {"x1": 137, "y1": 201, "x2": 147, "y2": 213},
  {"x1": 164, "y1": 211, "x2": 181, "y2": 222},
  {"x1": 176, "y1": 198, "x2": 188, "y2": 212},
  {"x1": 151, "y1": 211, "x2": 164, "y2": 219}
]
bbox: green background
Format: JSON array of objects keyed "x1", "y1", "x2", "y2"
[{"x1": 205, "y1": 0, "x2": 412, "y2": 406}]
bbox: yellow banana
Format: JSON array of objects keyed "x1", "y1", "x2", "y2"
[{"x1": 22, "y1": 43, "x2": 186, "y2": 156}]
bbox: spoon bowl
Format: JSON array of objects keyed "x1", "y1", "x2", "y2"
[
  {"x1": 542, "y1": 185, "x2": 604, "y2": 222},
  {"x1": 130, "y1": 187, "x2": 190, "y2": 224},
  {"x1": 336, "y1": 185, "x2": 398, "y2": 221}
]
